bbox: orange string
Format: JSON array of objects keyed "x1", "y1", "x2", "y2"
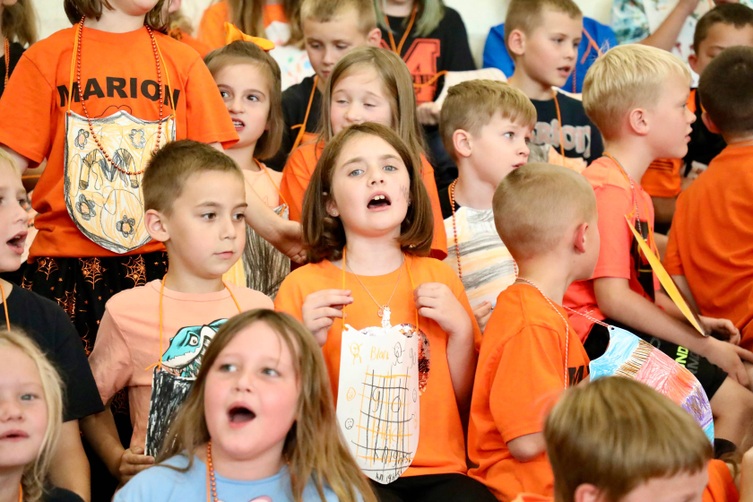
[
  {"x1": 385, "y1": 4, "x2": 418, "y2": 57},
  {"x1": 291, "y1": 76, "x2": 318, "y2": 152},
  {"x1": 4, "y1": 38, "x2": 9, "y2": 89},
  {"x1": 551, "y1": 90, "x2": 566, "y2": 161}
]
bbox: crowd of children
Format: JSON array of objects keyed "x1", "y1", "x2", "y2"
[{"x1": 2, "y1": 0, "x2": 753, "y2": 500}]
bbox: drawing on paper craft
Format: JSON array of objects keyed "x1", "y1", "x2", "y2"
[{"x1": 337, "y1": 322, "x2": 430, "y2": 484}]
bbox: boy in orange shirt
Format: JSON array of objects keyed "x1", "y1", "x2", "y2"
[
  {"x1": 564, "y1": 43, "x2": 753, "y2": 452},
  {"x1": 505, "y1": 0, "x2": 604, "y2": 166},
  {"x1": 513, "y1": 377, "x2": 736, "y2": 502},
  {"x1": 666, "y1": 46, "x2": 753, "y2": 353},
  {"x1": 269, "y1": 0, "x2": 381, "y2": 169},
  {"x1": 642, "y1": 3, "x2": 753, "y2": 233},
  {"x1": 81, "y1": 141, "x2": 272, "y2": 484},
  {"x1": 468, "y1": 163, "x2": 595, "y2": 500}
]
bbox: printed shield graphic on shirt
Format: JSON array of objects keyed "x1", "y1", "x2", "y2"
[
  {"x1": 144, "y1": 319, "x2": 227, "y2": 456},
  {"x1": 64, "y1": 110, "x2": 176, "y2": 254},
  {"x1": 337, "y1": 322, "x2": 429, "y2": 484}
]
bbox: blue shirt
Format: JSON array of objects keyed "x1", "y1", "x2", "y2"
[{"x1": 114, "y1": 454, "x2": 343, "y2": 501}]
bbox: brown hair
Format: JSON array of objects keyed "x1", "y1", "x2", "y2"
[
  {"x1": 439, "y1": 79, "x2": 536, "y2": 162},
  {"x1": 300, "y1": 0, "x2": 377, "y2": 35},
  {"x1": 0, "y1": 329, "x2": 63, "y2": 502},
  {"x1": 227, "y1": 0, "x2": 303, "y2": 47},
  {"x1": 693, "y1": 3, "x2": 753, "y2": 53},
  {"x1": 546, "y1": 377, "x2": 712, "y2": 502},
  {"x1": 583, "y1": 44, "x2": 690, "y2": 140},
  {"x1": 493, "y1": 163, "x2": 595, "y2": 261},
  {"x1": 64, "y1": 0, "x2": 166, "y2": 29},
  {"x1": 158, "y1": 309, "x2": 377, "y2": 502},
  {"x1": 302, "y1": 122, "x2": 433, "y2": 263},
  {"x1": 320, "y1": 46, "x2": 425, "y2": 157},
  {"x1": 143, "y1": 140, "x2": 243, "y2": 215},
  {"x1": 204, "y1": 41, "x2": 284, "y2": 160},
  {"x1": 699, "y1": 46, "x2": 753, "y2": 135},
  {"x1": 2, "y1": 0, "x2": 37, "y2": 46},
  {"x1": 374, "y1": 0, "x2": 444, "y2": 38},
  {"x1": 504, "y1": 0, "x2": 582, "y2": 51}
]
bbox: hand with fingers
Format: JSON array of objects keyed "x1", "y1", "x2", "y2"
[
  {"x1": 414, "y1": 282, "x2": 472, "y2": 338},
  {"x1": 302, "y1": 289, "x2": 353, "y2": 345}
]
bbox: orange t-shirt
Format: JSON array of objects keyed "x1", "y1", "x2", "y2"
[
  {"x1": 198, "y1": 1, "x2": 287, "y2": 50},
  {"x1": 664, "y1": 144, "x2": 753, "y2": 350},
  {"x1": 171, "y1": 28, "x2": 212, "y2": 58},
  {"x1": 564, "y1": 156, "x2": 659, "y2": 341},
  {"x1": 274, "y1": 256, "x2": 476, "y2": 477},
  {"x1": 468, "y1": 283, "x2": 589, "y2": 501},
  {"x1": 641, "y1": 89, "x2": 697, "y2": 198},
  {"x1": 280, "y1": 140, "x2": 448, "y2": 259},
  {"x1": 0, "y1": 27, "x2": 237, "y2": 259}
]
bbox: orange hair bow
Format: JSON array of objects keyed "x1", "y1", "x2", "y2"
[{"x1": 224, "y1": 22, "x2": 275, "y2": 51}]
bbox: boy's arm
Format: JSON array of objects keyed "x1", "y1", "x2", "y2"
[
  {"x1": 49, "y1": 420, "x2": 90, "y2": 501},
  {"x1": 80, "y1": 409, "x2": 154, "y2": 483},
  {"x1": 661, "y1": 279, "x2": 741, "y2": 344},
  {"x1": 594, "y1": 277, "x2": 753, "y2": 385},
  {"x1": 507, "y1": 433, "x2": 546, "y2": 462}
]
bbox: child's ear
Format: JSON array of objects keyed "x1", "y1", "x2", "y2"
[
  {"x1": 573, "y1": 483, "x2": 601, "y2": 502},
  {"x1": 627, "y1": 107, "x2": 650, "y2": 136},
  {"x1": 701, "y1": 111, "x2": 720, "y2": 134},
  {"x1": 325, "y1": 197, "x2": 339, "y2": 218},
  {"x1": 452, "y1": 129, "x2": 473, "y2": 158},
  {"x1": 573, "y1": 221, "x2": 589, "y2": 253},
  {"x1": 688, "y1": 52, "x2": 699, "y2": 74},
  {"x1": 366, "y1": 28, "x2": 382, "y2": 47},
  {"x1": 144, "y1": 209, "x2": 170, "y2": 243},
  {"x1": 507, "y1": 29, "x2": 526, "y2": 57}
]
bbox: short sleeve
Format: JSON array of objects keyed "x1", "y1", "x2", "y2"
[
  {"x1": 0, "y1": 53, "x2": 54, "y2": 163},
  {"x1": 274, "y1": 274, "x2": 306, "y2": 322},
  {"x1": 183, "y1": 58, "x2": 238, "y2": 148},
  {"x1": 280, "y1": 146, "x2": 313, "y2": 222},
  {"x1": 440, "y1": 8, "x2": 476, "y2": 73},
  {"x1": 611, "y1": 0, "x2": 651, "y2": 45},
  {"x1": 591, "y1": 184, "x2": 634, "y2": 281},
  {"x1": 197, "y1": 3, "x2": 228, "y2": 50},
  {"x1": 482, "y1": 24, "x2": 515, "y2": 76},
  {"x1": 89, "y1": 308, "x2": 134, "y2": 405},
  {"x1": 663, "y1": 202, "x2": 685, "y2": 276}
]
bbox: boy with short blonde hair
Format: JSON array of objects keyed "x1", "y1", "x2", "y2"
[
  {"x1": 505, "y1": 0, "x2": 603, "y2": 166},
  {"x1": 468, "y1": 163, "x2": 595, "y2": 500},
  {"x1": 439, "y1": 80, "x2": 535, "y2": 330},
  {"x1": 565, "y1": 43, "x2": 753, "y2": 454},
  {"x1": 666, "y1": 46, "x2": 753, "y2": 353},
  {"x1": 269, "y1": 0, "x2": 381, "y2": 169},
  {"x1": 81, "y1": 141, "x2": 273, "y2": 484}
]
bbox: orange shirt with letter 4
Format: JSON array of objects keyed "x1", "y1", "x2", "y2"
[
  {"x1": 564, "y1": 156, "x2": 659, "y2": 341},
  {"x1": 664, "y1": 144, "x2": 753, "y2": 350},
  {"x1": 468, "y1": 283, "x2": 590, "y2": 501},
  {"x1": 0, "y1": 27, "x2": 237, "y2": 260},
  {"x1": 275, "y1": 256, "x2": 477, "y2": 477},
  {"x1": 280, "y1": 140, "x2": 448, "y2": 259}
]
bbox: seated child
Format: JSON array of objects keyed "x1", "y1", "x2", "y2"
[
  {"x1": 0, "y1": 329, "x2": 83, "y2": 501},
  {"x1": 114, "y1": 309, "x2": 377, "y2": 502},
  {"x1": 666, "y1": 46, "x2": 753, "y2": 353},
  {"x1": 205, "y1": 40, "x2": 290, "y2": 297},
  {"x1": 642, "y1": 3, "x2": 753, "y2": 233},
  {"x1": 269, "y1": 0, "x2": 381, "y2": 170},
  {"x1": 513, "y1": 377, "x2": 736, "y2": 502},
  {"x1": 0, "y1": 150, "x2": 103, "y2": 500},
  {"x1": 564, "y1": 43, "x2": 753, "y2": 451},
  {"x1": 81, "y1": 141, "x2": 273, "y2": 484},
  {"x1": 468, "y1": 163, "x2": 594, "y2": 500},
  {"x1": 280, "y1": 46, "x2": 448, "y2": 259},
  {"x1": 276, "y1": 123, "x2": 495, "y2": 501},
  {"x1": 505, "y1": 0, "x2": 604, "y2": 167},
  {"x1": 438, "y1": 79, "x2": 535, "y2": 331}
]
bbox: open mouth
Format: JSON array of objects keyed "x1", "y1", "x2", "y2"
[
  {"x1": 228, "y1": 405, "x2": 256, "y2": 424},
  {"x1": 0, "y1": 430, "x2": 29, "y2": 440},
  {"x1": 232, "y1": 119, "x2": 245, "y2": 130},
  {"x1": 7, "y1": 231, "x2": 26, "y2": 254},
  {"x1": 367, "y1": 194, "x2": 391, "y2": 209}
]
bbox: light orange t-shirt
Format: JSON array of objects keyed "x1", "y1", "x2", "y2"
[
  {"x1": 0, "y1": 27, "x2": 237, "y2": 259},
  {"x1": 468, "y1": 283, "x2": 589, "y2": 500},
  {"x1": 564, "y1": 156, "x2": 659, "y2": 341},
  {"x1": 89, "y1": 280, "x2": 272, "y2": 449},
  {"x1": 198, "y1": 1, "x2": 287, "y2": 50},
  {"x1": 664, "y1": 144, "x2": 753, "y2": 350},
  {"x1": 280, "y1": 140, "x2": 448, "y2": 259},
  {"x1": 274, "y1": 256, "x2": 477, "y2": 477}
]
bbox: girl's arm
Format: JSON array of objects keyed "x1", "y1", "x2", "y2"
[
  {"x1": 80, "y1": 408, "x2": 155, "y2": 484},
  {"x1": 414, "y1": 282, "x2": 476, "y2": 412},
  {"x1": 49, "y1": 420, "x2": 90, "y2": 501}
]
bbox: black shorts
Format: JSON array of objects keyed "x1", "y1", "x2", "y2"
[
  {"x1": 585, "y1": 318, "x2": 727, "y2": 399},
  {"x1": 371, "y1": 473, "x2": 496, "y2": 502}
]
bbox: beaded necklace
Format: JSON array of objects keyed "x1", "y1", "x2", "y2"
[{"x1": 3, "y1": 38, "x2": 9, "y2": 88}]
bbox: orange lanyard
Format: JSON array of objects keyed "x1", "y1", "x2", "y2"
[
  {"x1": 251, "y1": 158, "x2": 289, "y2": 208},
  {"x1": 552, "y1": 90, "x2": 567, "y2": 161},
  {"x1": 385, "y1": 4, "x2": 418, "y2": 57},
  {"x1": 572, "y1": 28, "x2": 604, "y2": 93},
  {"x1": 291, "y1": 76, "x2": 318, "y2": 152}
]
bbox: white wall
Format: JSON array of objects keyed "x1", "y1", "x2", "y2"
[{"x1": 34, "y1": 0, "x2": 615, "y2": 63}]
